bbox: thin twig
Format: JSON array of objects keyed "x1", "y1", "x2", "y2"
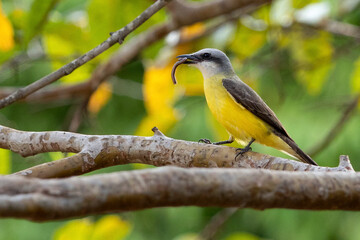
[
  {"x1": 0, "y1": 0, "x2": 170, "y2": 109},
  {"x1": 200, "y1": 208, "x2": 238, "y2": 240},
  {"x1": 309, "y1": 94, "x2": 359, "y2": 157},
  {"x1": 67, "y1": 97, "x2": 90, "y2": 132},
  {"x1": 86, "y1": 0, "x2": 270, "y2": 98},
  {"x1": 0, "y1": 1, "x2": 269, "y2": 105},
  {"x1": 176, "y1": 5, "x2": 260, "y2": 45}
]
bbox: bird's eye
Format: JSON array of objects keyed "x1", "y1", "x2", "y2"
[{"x1": 202, "y1": 53, "x2": 211, "y2": 59}]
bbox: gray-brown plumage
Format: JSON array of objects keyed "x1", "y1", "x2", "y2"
[
  {"x1": 173, "y1": 48, "x2": 317, "y2": 166},
  {"x1": 222, "y1": 78, "x2": 317, "y2": 165}
]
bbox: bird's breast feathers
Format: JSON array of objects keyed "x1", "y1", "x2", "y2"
[{"x1": 203, "y1": 75, "x2": 290, "y2": 152}]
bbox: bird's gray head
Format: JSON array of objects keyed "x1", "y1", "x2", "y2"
[{"x1": 176, "y1": 48, "x2": 234, "y2": 79}]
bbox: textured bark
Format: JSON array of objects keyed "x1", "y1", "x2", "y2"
[
  {"x1": 0, "y1": 125, "x2": 352, "y2": 179},
  {"x1": 1, "y1": 167, "x2": 359, "y2": 221}
]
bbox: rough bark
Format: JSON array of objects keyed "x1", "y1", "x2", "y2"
[
  {"x1": 0, "y1": 125, "x2": 352, "y2": 179},
  {"x1": 1, "y1": 167, "x2": 359, "y2": 221}
]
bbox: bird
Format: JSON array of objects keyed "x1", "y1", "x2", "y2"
[{"x1": 173, "y1": 48, "x2": 317, "y2": 165}]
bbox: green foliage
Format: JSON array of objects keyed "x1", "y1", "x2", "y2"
[
  {"x1": 24, "y1": 0, "x2": 59, "y2": 46},
  {"x1": 0, "y1": 0, "x2": 360, "y2": 239},
  {"x1": 350, "y1": 55, "x2": 360, "y2": 93}
]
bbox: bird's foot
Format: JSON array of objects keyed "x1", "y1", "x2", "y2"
[
  {"x1": 199, "y1": 138, "x2": 212, "y2": 144},
  {"x1": 235, "y1": 146, "x2": 252, "y2": 158},
  {"x1": 235, "y1": 138, "x2": 255, "y2": 159}
]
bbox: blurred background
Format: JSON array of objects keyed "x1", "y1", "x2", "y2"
[{"x1": 1, "y1": 0, "x2": 360, "y2": 239}]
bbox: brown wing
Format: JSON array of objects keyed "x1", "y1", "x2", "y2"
[{"x1": 222, "y1": 78, "x2": 289, "y2": 138}]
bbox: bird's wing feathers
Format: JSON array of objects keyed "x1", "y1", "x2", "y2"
[
  {"x1": 222, "y1": 78, "x2": 289, "y2": 138},
  {"x1": 222, "y1": 78, "x2": 317, "y2": 166}
]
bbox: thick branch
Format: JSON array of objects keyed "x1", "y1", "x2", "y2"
[
  {"x1": 1, "y1": 167, "x2": 360, "y2": 221},
  {"x1": 0, "y1": 125, "x2": 352, "y2": 179},
  {"x1": 0, "y1": 0, "x2": 170, "y2": 109}
]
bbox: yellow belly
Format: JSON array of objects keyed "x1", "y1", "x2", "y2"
[{"x1": 204, "y1": 75, "x2": 292, "y2": 153}]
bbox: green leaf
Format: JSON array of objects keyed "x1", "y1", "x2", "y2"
[
  {"x1": 43, "y1": 21, "x2": 93, "y2": 84},
  {"x1": 229, "y1": 22, "x2": 267, "y2": 60},
  {"x1": 87, "y1": 0, "x2": 165, "y2": 60},
  {"x1": 290, "y1": 30, "x2": 333, "y2": 94},
  {"x1": 24, "y1": 0, "x2": 59, "y2": 45}
]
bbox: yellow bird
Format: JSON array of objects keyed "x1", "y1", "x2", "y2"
[{"x1": 174, "y1": 48, "x2": 317, "y2": 165}]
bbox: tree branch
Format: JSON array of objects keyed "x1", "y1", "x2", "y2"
[
  {"x1": 309, "y1": 94, "x2": 359, "y2": 157},
  {"x1": 317, "y1": 20, "x2": 360, "y2": 39},
  {"x1": 0, "y1": 0, "x2": 269, "y2": 106},
  {"x1": 167, "y1": 0, "x2": 270, "y2": 26},
  {"x1": 0, "y1": 0, "x2": 170, "y2": 109},
  {"x1": 200, "y1": 208, "x2": 238, "y2": 240},
  {"x1": 1, "y1": 166, "x2": 360, "y2": 221},
  {"x1": 87, "y1": 0, "x2": 270, "y2": 94},
  {"x1": 0, "y1": 125, "x2": 351, "y2": 179}
]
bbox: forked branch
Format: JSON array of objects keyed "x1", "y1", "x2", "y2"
[{"x1": 0, "y1": 125, "x2": 353, "y2": 179}]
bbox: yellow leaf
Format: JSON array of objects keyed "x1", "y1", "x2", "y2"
[
  {"x1": 91, "y1": 215, "x2": 131, "y2": 240},
  {"x1": 88, "y1": 82, "x2": 113, "y2": 114},
  {"x1": 137, "y1": 23, "x2": 206, "y2": 136},
  {"x1": 136, "y1": 109, "x2": 179, "y2": 136},
  {"x1": 143, "y1": 65, "x2": 179, "y2": 115},
  {"x1": 224, "y1": 232, "x2": 261, "y2": 240},
  {"x1": 136, "y1": 64, "x2": 181, "y2": 136},
  {"x1": 293, "y1": 0, "x2": 320, "y2": 9},
  {"x1": 53, "y1": 216, "x2": 132, "y2": 240},
  {"x1": 53, "y1": 219, "x2": 93, "y2": 240},
  {"x1": 350, "y1": 56, "x2": 360, "y2": 94},
  {"x1": 0, "y1": 1, "x2": 14, "y2": 51},
  {"x1": 181, "y1": 22, "x2": 205, "y2": 41},
  {"x1": 174, "y1": 64, "x2": 204, "y2": 96},
  {"x1": 252, "y1": 5, "x2": 270, "y2": 24},
  {"x1": 0, "y1": 148, "x2": 11, "y2": 174}
]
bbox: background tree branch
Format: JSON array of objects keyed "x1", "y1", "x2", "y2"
[
  {"x1": 1, "y1": 166, "x2": 360, "y2": 221},
  {"x1": 309, "y1": 94, "x2": 360, "y2": 157},
  {"x1": 0, "y1": 0, "x2": 170, "y2": 109}
]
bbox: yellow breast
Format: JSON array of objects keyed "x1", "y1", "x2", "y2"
[{"x1": 203, "y1": 75, "x2": 290, "y2": 152}]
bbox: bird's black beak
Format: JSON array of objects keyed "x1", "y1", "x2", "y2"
[{"x1": 176, "y1": 54, "x2": 200, "y2": 64}]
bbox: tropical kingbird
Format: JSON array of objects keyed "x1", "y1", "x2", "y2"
[{"x1": 173, "y1": 48, "x2": 317, "y2": 165}]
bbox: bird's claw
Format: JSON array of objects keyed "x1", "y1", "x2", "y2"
[
  {"x1": 235, "y1": 146, "x2": 252, "y2": 158},
  {"x1": 199, "y1": 138, "x2": 212, "y2": 144}
]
